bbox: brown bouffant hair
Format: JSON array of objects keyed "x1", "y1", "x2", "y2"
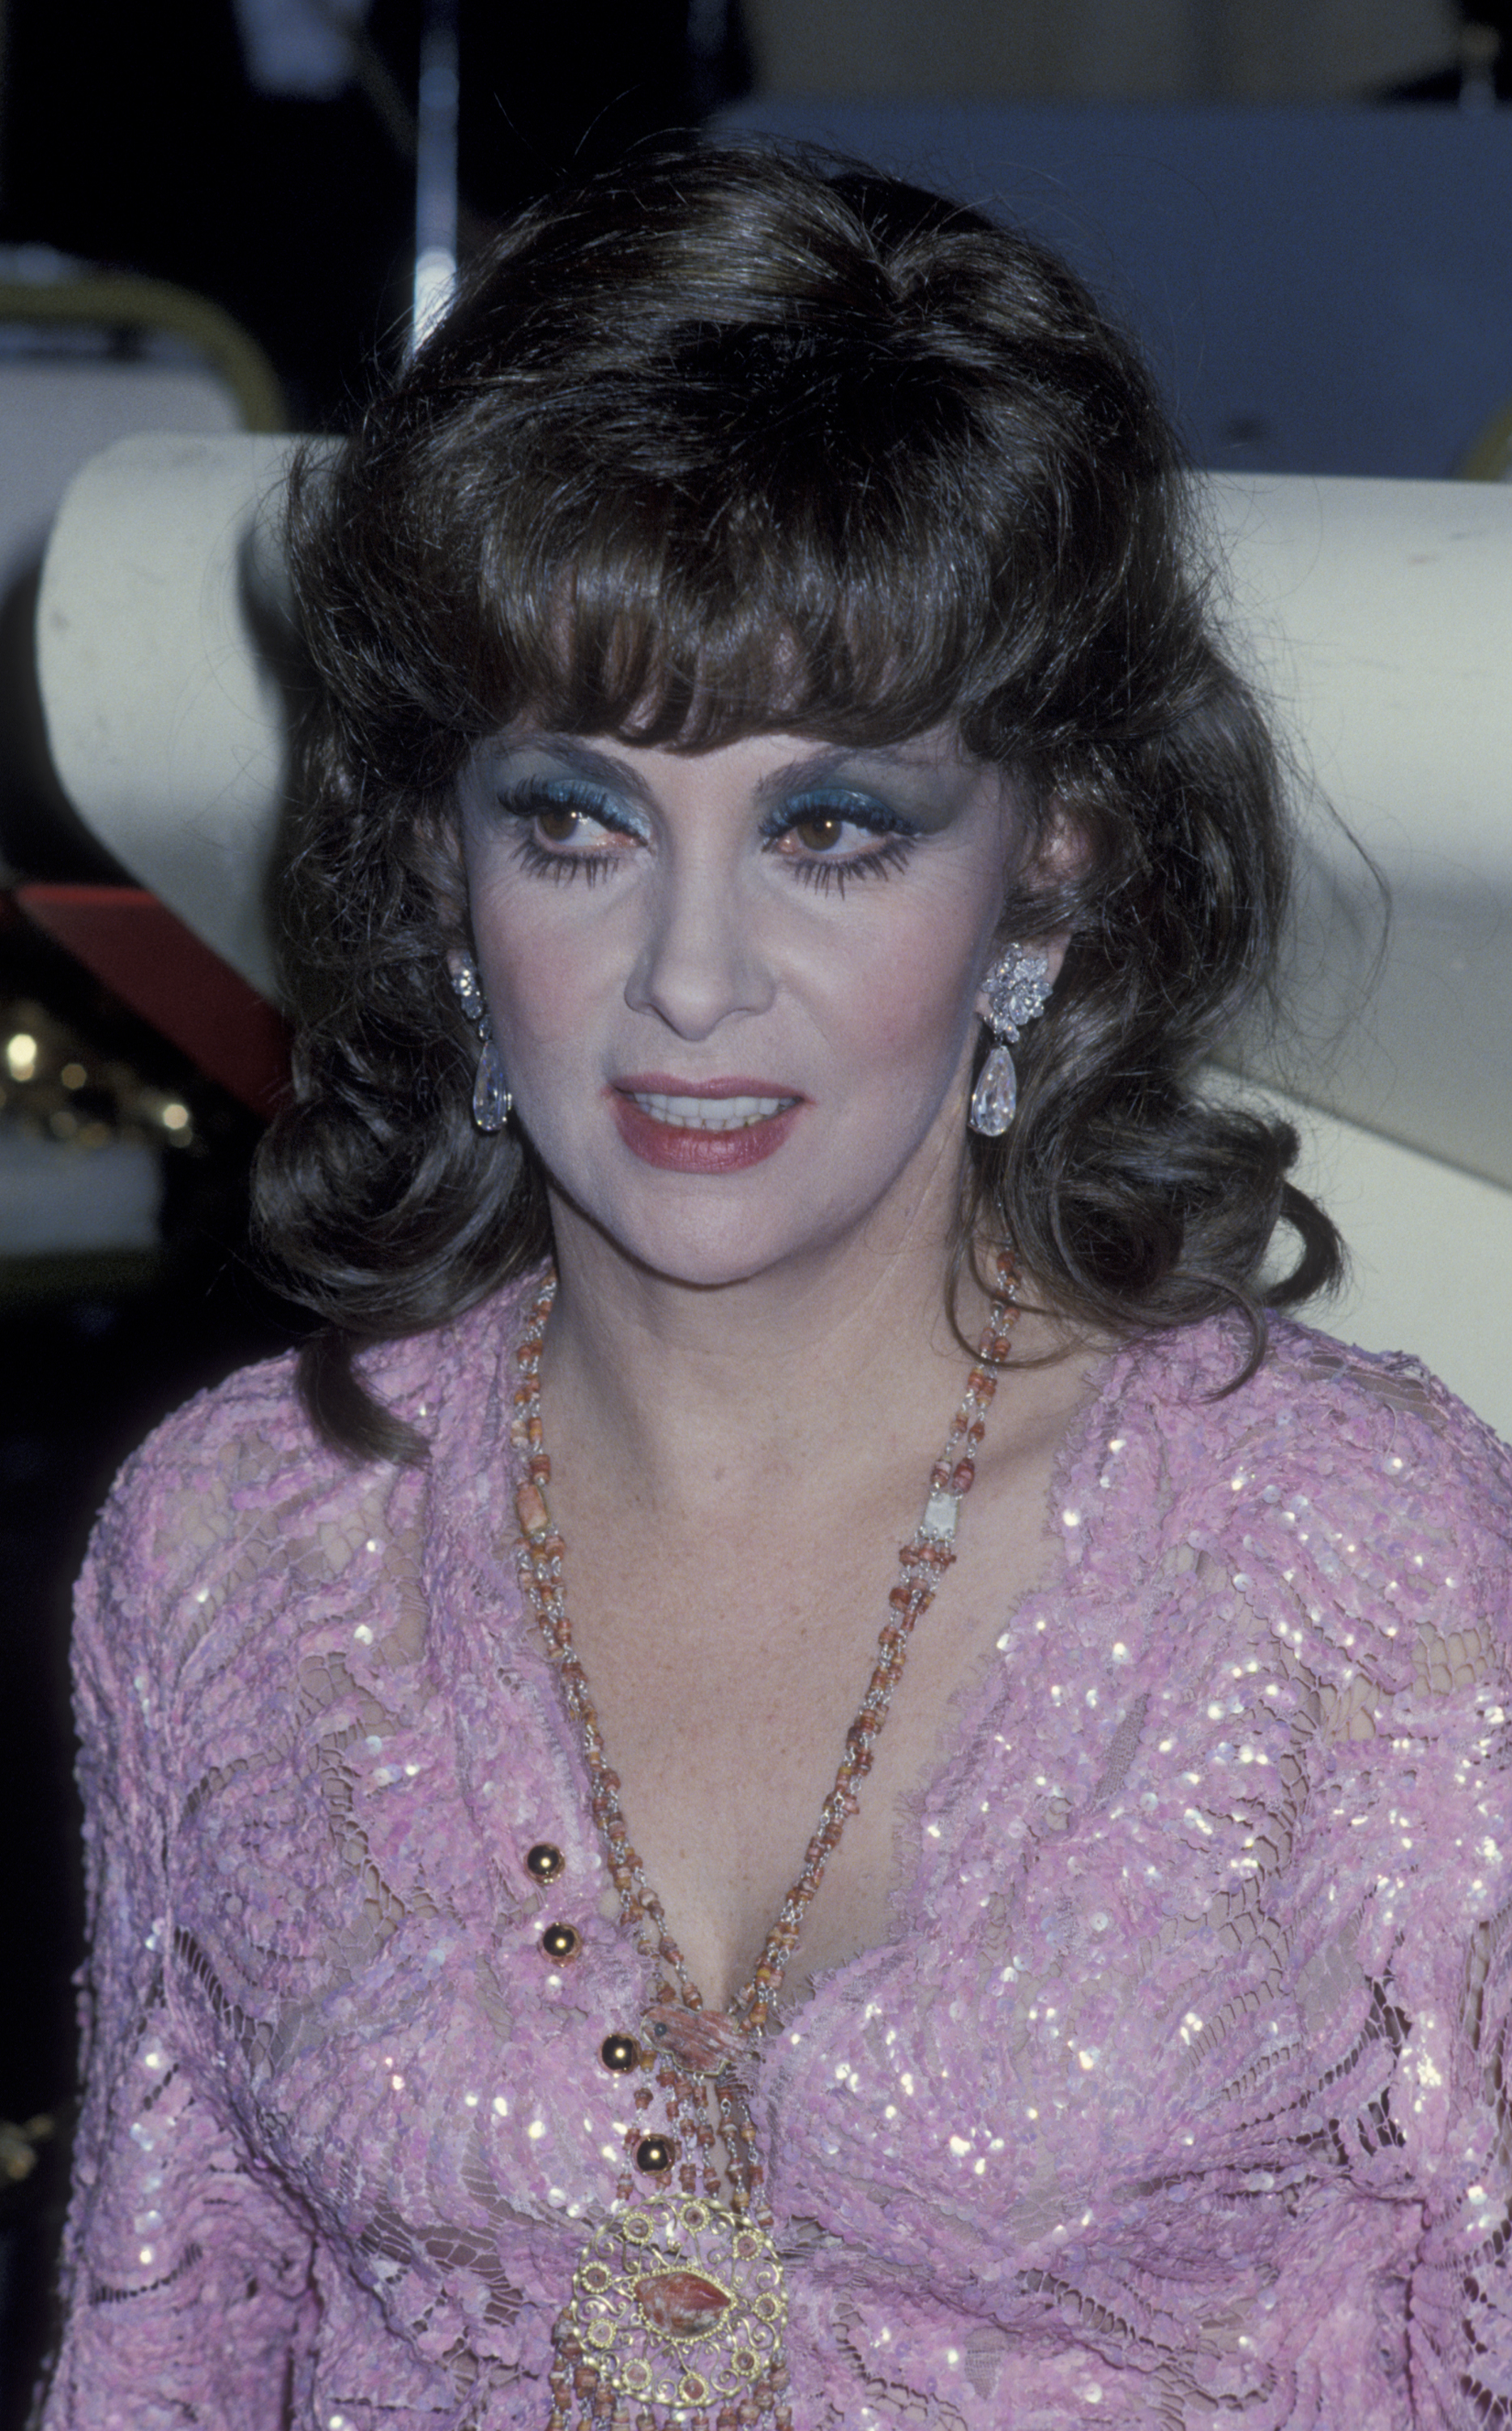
[{"x1": 256, "y1": 140, "x2": 1341, "y2": 1462}]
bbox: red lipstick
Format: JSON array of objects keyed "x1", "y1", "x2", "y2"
[{"x1": 609, "y1": 1077, "x2": 803, "y2": 1175}]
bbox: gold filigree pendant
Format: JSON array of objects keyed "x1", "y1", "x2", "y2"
[{"x1": 556, "y1": 2198, "x2": 787, "y2": 2415}]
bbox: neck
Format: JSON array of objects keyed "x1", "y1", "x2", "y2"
[{"x1": 538, "y1": 1210, "x2": 995, "y2": 1523}]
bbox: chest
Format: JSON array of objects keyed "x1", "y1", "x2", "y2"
[{"x1": 543, "y1": 1442, "x2": 1070, "y2": 2008}]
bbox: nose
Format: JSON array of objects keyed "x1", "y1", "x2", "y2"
[{"x1": 623, "y1": 841, "x2": 776, "y2": 1040}]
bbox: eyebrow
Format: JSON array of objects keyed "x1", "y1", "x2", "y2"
[
  {"x1": 490, "y1": 733, "x2": 960, "y2": 804},
  {"x1": 749, "y1": 744, "x2": 920, "y2": 805},
  {"x1": 488, "y1": 735, "x2": 659, "y2": 805}
]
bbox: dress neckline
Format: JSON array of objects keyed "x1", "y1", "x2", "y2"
[{"x1": 465, "y1": 1269, "x2": 1149, "y2": 2033}]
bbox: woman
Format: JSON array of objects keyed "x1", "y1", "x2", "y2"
[{"x1": 42, "y1": 147, "x2": 1510, "y2": 2429}]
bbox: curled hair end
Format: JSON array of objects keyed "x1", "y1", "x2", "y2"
[{"x1": 298, "y1": 1330, "x2": 430, "y2": 1468}]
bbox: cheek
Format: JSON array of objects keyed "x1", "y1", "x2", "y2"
[
  {"x1": 490, "y1": 948, "x2": 590, "y2": 1053},
  {"x1": 828, "y1": 895, "x2": 993, "y2": 1070},
  {"x1": 468, "y1": 876, "x2": 612, "y2": 1058}
]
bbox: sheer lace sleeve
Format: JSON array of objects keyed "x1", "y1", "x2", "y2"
[
  {"x1": 38, "y1": 1438, "x2": 318, "y2": 2429},
  {"x1": 1266, "y1": 1352, "x2": 1512, "y2": 2424},
  {"x1": 1387, "y1": 1399, "x2": 1512, "y2": 2424},
  {"x1": 1407, "y1": 1878, "x2": 1512, "y2": 2425}
]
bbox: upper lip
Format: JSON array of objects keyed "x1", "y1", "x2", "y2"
[{"x1": 613, "y1": 1075, "x2": 805, "y2": 1100}]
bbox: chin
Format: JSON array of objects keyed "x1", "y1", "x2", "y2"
[
  {"x1": 604, "y1": 1215, "x2": 823, "y2": 1293},
  {"x1": 548, "y1": 1166, "x2": 853, "y2": 1295}
]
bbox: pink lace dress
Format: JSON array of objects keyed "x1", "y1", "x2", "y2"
[{"x1": 39, "y1": 1275, "x2": 1512, "y2": 2427}]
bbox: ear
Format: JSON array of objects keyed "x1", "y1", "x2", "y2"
[
  {"x1": 1030, "y1": 796, "x2": 1093, "y2": 887},
  {"x1": 976, "y1": 800, "x2": 1086, "y2": 1016}
]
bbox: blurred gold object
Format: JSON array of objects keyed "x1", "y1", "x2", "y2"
[
  {"x1": 0, "y1": 2113, "x2": 54, "y2": 2185},
  {"x1": 0, "y1": 995, "x2": 196, "y2": 1147}
]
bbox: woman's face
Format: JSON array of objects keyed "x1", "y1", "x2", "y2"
[{"x1": 456, "y1": 724, "x2": 1040, "y2": 1292}]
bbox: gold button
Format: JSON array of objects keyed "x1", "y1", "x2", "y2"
[
  {"x1": 541, "y1": 1922, "x2": 581, "y2": 1962},
  {"x1": 634, "y1": 2134, "x2": 674, "y2": 2174},
  {"x1": 600, "y1": 2033, "x2": 639, "y2": 2072},
  {"x1": 525, "y1": 1842, "x2": 565, "y2": 1882}
]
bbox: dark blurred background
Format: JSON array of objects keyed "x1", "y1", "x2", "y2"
[
  {"x1": 0, "y1": 0, "x2": 1509, "y2": 2418},
  {"x1": 0, "y1": 0, "x2": 749, "y2": 429}
]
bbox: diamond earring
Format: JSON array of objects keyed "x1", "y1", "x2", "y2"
[
  {"x1": 449, "y1": 954, "x2": 512, "y2": 1134},
  {"x1": 968, "y1": 943, "x2": 1052, "y2": 1137}
]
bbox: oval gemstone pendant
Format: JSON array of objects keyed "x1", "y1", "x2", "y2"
[
  {"x1": 635, "y1": 2268, "x2": 731, "y2": 2335},
  {"x1": 642, "y1": 2001, "x2": 749, "y2": 2078}
]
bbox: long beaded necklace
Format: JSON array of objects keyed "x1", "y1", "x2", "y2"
[{"x1": 510, "y1": 1257, "x2": 1019, "y2": 2429}]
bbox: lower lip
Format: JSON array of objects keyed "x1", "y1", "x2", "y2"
[{"x1": 609, "y1": 1092, "x2": 802, "y2": 1173}]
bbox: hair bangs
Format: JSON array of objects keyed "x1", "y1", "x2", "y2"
[{"x1": 467, "y1": 390, "x2": 997, "y2": 753}]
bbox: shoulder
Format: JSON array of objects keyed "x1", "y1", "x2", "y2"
[
  {"x1": 75, "y1": 1275, "x2": 539, "y2": 1694},
  {"x1": 101, "y1": 1272, "x2": 537, "y2": 1515},
  {"x1": 1097, "y1": 1309, "x2": 1512, "y2": 1688},
  {"x1": 1109, "y1": 1306, "x2": 1510, "y2": 1507}
]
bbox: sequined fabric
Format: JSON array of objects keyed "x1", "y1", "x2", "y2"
[{"x1": 39, "y1": 1275, "x2": 1512, "y2": 2427}]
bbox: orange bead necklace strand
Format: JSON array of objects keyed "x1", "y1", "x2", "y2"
[{"x1": 511, "y1": 1256, "x2": 1019, "y2": 2430}]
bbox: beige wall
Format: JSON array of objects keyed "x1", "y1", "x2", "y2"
[
  {"x1": 743, "y1": 0, "x2": 1459, "y2": 105},
  {"x1": 1279, "y1": 1092, "x2": 1512, "y2": 1446}
]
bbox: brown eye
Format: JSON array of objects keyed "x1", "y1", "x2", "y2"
[
  {"x1": 537, "y1": 805, "x2": 579, "y2": 844},
  {"x1": 792, "y1": 813, "x2": 844, "y2": 852}
]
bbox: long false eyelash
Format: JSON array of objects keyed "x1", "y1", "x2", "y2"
[
  {"x1": 763, "y1": 793, "x2": 920, "y2": 894},
  {"x1": 785, "y1": 834, "x2": 916, "y2": 896},
  {"x1": 509, "y1": 835, "x2": 618, "y2": 887}
]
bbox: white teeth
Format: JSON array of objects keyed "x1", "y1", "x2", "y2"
[{"x1": 630, "y1": 1092, "x2": 790, "y2": 1131}]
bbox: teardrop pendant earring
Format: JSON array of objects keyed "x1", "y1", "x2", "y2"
[
  {"x1": 449, "y1": 953, "x2": 513, "y2": 1134},
  {"x1": 967, "y1": 942, "x2": 1051, "y2": 1137}
]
